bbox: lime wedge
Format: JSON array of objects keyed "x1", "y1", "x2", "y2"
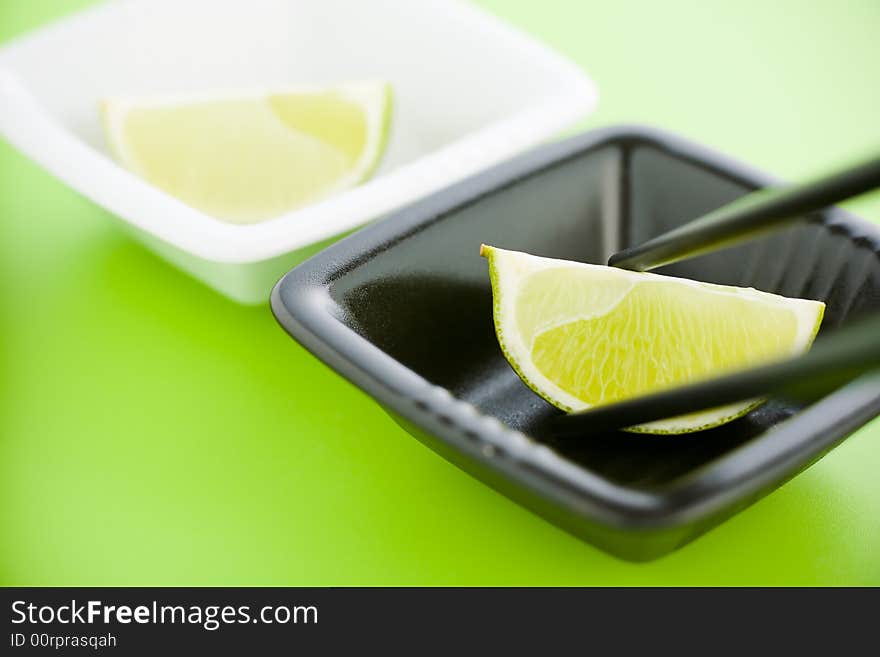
[
  {"x1": 480, "y1": 245, "x2": 825, "y2": 434},
  {"x1": 102, "y1": 81, "x2": 392, "y2": 224}
]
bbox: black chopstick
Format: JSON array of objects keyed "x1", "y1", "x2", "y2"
[
  {"x1": 552, "y1": 314, "x2": 880, "y2": 438},
  {"x1": 608, "y1": 153, "x2": 880, "y2": 271}
]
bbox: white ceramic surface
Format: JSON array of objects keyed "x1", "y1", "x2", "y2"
[{"x1": 0, "y1": 0, "x2": 597, "y2": 303}]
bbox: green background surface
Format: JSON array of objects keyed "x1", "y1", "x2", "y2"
[{"x1": 1, "y1": 0, "x2": 878, "y2": 585}]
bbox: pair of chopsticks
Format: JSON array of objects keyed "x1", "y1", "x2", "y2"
[{"x1": 554, "y1": 152, "x2": 880, "y2": 438}]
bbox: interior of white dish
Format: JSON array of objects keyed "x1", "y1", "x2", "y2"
[{"x1": 1, "y1": 0, "x2": 588, "y2": 196}]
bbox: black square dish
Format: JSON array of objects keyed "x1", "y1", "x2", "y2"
[{"x1": 271, "y1": 126, "x2": 880, "y2": 561}]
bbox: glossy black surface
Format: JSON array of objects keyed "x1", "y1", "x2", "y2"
[
  {"x1": 272, "y1": 126, "x2": 880, "y2": 560},
  {"x1": 609, "y1": 152, "x2": 880, "y2": 271}
]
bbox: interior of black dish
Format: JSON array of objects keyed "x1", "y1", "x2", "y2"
[{"x1": 329, "y1": 136, "x2": 880, "y2": 490}]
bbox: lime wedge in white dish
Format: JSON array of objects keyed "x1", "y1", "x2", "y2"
[
  {"x1": 102, "y1": 81, "x2": 392, "y2": 224},
  {"x1": 481, "y1": 245, "x2": 825, "y2": 434}
]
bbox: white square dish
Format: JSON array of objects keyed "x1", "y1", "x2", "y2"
[{"x1": 0, "y1": 0, "x2": 597, "y2": 303}]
